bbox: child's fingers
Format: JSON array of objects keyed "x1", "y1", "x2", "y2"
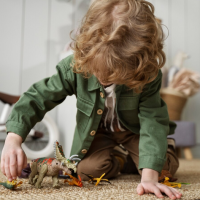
[
  {"x1": 17, "y1": 150, "x2": 24, "y2": 176},
  {"x1": 5, "y1": 157, "x2": 12, "y2": 181},
  {"x1": 0, "y1": 156, "x2": 5, "y2": 176},
  {"x1": 170, "y1": 187, "x2": 182, "y2": 194},
  {"x1": 136, "y1": 183, "x2": 145, "y2": 195},
  {"x1": 10, "y1": 154, "x2": 17, "y2": 180},
  {"x1": 169, "y1": 187, "x2": 182, "y2": 199},
  {"x1": 157, "y1": 184, "x2": 177, "y2": 200},
  {"x1": 152, "y1": 186, "x2": 164, "y2": 199}
]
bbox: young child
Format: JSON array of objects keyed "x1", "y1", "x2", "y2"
[{"x1": 1, "y1": 0, "x2": 182, "y2": 199}]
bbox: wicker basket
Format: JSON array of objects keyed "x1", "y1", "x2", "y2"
[{"x1": 160, "y1": 88, "x2": 187, "y2": 120}]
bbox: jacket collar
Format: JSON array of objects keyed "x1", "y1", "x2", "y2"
[
  {"x1": 88, "y1": 75, "x2": 101, "y2": 91},
  {"x1": 87, "y1": 74, "x2": 123, "y2": 92}
]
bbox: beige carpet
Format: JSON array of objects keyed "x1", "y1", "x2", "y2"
[{"x1": 0, "y1": 159, "x2": 200, "y2": 200}]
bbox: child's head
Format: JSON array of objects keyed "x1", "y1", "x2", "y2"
[{"x1": 72, "y1": 0, "x2": 165, "y2": 92}]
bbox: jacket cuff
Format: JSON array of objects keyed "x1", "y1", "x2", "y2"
[
  {"x1": 6, "y1": 120, "x2": 29, "y2": 142},
  {"x1": 139, "y1": 155, "x2": 166, "y2": 173}
]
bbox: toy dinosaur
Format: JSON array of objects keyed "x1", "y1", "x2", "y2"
[
  {"x1": 64, "y1": 173, "x2": 83, "y2": 187},
  {"x1": 0, "y1": 180, "x2": 23, "y2": 190},
  {"x1": 81, "y1": 172, "x2": 111, "y2": 186},
  {"x1": 28, "y1": 141, "x2": 81, "y2": 189},
  {"x1": 161, "y1": 177, "x2": 190, "y2": 188}
]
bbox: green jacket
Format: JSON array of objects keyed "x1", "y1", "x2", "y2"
[{"x1": 6, "y1": 55, "x2": 176, "y2": 173}]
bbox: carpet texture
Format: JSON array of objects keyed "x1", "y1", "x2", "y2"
[{"x1": 0, "y1": 159, "x2": 200, "y2": 200}]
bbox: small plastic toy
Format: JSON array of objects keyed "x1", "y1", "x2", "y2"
[
  {"x1": 28, "y1": 141, "x2": 81, "y2": 188},
  {"x1": 81, "y1": 172, "x2": 111, "y2": 186},
  {"x1": 64, "y1": 173, "x2": 83, "y2": 187},
  {"x1": 161, "y1": 177, "x2": 190, "y2": 188},
  {"x1": 0, "y1": 180, "x2": 23, "y2": 190},
  {"x1": 54, "y1": 141, "x2": 81, "y2": 172}
]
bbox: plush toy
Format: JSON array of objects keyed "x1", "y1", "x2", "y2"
[{"x1": 28, "y1": 141, "x2": 81, "y2": 189}]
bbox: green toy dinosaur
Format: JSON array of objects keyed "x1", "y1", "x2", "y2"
[
  {"x1": 0, "y1": 180, "x2": 23, "y2": 190},
  {"x1": 28, "y1": 141, "x2": 81, "y2": 189}
]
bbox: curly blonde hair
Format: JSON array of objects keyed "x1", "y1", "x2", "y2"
[{"x1": 71, "y1": 0, "x2": 166, "y2": 92}]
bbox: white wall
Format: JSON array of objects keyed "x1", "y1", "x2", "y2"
[{"x1": 0, "y1": 0, "x2": 200, "y2": 157}]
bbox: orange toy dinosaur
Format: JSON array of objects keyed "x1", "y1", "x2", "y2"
[{"x1": 64, "y1": 173, "x2": 83, "y2": 187}]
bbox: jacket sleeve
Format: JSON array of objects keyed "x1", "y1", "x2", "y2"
[
  {"x1": 6, "y1": 55, "x2": 76, "y2": 142},
  {"x1": 138, "y1": 70, "x2": 172, "y2": 173}
]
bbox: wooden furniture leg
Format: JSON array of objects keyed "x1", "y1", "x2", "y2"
[{"x1": 183, "y1": 147, "x2": 193, "y2": 160}]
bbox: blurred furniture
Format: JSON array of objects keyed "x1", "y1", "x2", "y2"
[
  {"x1": 160, "y1": 89, "x2": 196, "y2": 160},
  {"x1": 168, "y1": 121, "x2": 196, "y2": 160},
  {"x1": 160, "y1": 88, "x2": 187, "y2": 120}
]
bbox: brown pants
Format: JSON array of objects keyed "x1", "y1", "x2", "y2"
[{"x1": 77, "y1": 129, "x2": 179, "y2": 181}]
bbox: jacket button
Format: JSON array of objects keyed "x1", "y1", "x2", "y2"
[
  {"x1": 100, "y1": 92, "x2": 104, "y2": 98},
  {"x1": 97, "y1": 109, "x2": 103, "y2": 115},
  {"x1": 81, "y1": 149, "x2": 87, "y2": 154},
  {"x1": 90, "y1": 130, "x2": 96, "y2": 136}
]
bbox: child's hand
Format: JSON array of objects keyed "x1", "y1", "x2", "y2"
[
  {"x1": 137, "y1": 168, "x2": 182, "y2": 199},
  {"x1": 137, "y1": 181, "x2": 182, "y2": 199},
  {"x1": 1, "y1": 133, "x2": 27, "y2": 181}
]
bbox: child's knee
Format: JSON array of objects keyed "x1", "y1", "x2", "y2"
[{"x1": 77, "y1": 159, "x2": 114, "y2": 181}]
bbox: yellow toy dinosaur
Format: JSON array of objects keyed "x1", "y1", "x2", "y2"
[
  {"x1": 81, "y1": 172, "x2": 111, "y2": 186},
  {"x1": 161, "y1": 177, "x2": 190, "y2": 188}
]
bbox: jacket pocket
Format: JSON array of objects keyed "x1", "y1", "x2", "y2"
[
  {"x1": 117, "y1": 96, "x2": 139, "y2": 125},
  {"x1": 76, "y1": 96, "x2": 94, "y2": 133}
]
